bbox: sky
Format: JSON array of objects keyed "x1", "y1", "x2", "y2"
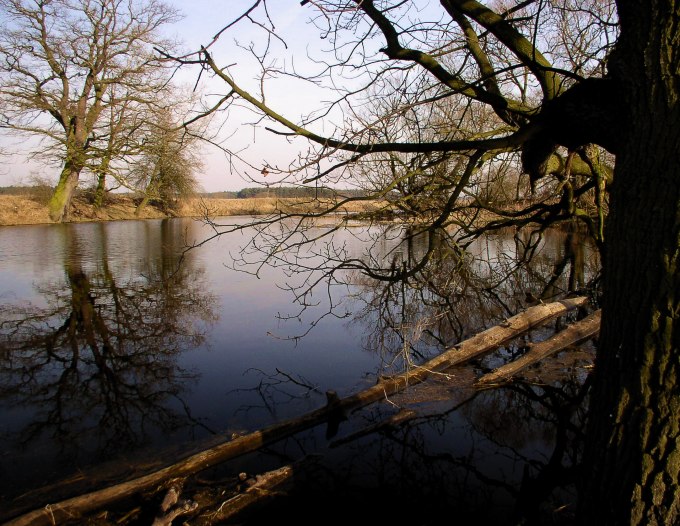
[
  {"x1": 164, "y1": 0, "x2": 334, "y2": 191},
  {"x1": 0, "y1": 0, "x2": 344, "y2": 192}
]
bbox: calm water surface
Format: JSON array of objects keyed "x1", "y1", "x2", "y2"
[{"x1": 0, "y1": 217, "x2": 599, "y2": 524}]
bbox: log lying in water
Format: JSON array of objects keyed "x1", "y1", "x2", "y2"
[
  {"x1": 5, "y1": 297, "x2": 587, "y2": 526},
  {"x1": 190, "y1": 462, "x2": 297, "y2": 525},
  {"x1": 476, "y1": 309, "x2": 601, "y2": 387}
]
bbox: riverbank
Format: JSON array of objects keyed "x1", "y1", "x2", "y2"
[{"x1": 0, "y1": 194, "x2": 388, "y2": 226}]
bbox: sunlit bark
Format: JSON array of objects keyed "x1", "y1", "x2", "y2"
[{"x1": 48, "y1": 160, "x2": 83, "y2": 222}]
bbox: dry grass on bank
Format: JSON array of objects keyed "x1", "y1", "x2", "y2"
[
  {"x1": 177, "y1": 196, "x2": 388, "y2": 218},
  {"x1": 0, "y1": 194, "x2": 389, "y2": 226}
]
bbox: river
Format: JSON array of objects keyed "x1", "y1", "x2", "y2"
[{"x1": 0, "y1": 216, "x2": 600, "y2": 524}]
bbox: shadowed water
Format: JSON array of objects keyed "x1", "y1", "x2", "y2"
[{"x1": 0, "y1": 217, "x2": 600, "y2": 524}]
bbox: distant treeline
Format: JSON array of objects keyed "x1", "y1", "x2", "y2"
[
  {"x1": 202, "y1": 187, "x2": 372, "y2": 199},
  {"x1": 0, "y1": 186, "x2": 373, "y2": 199}
]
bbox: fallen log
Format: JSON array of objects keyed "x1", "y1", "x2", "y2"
[
  {"x1": 5, "y1": 297, "x2": 586, "y2": 526},
  {"x1": 475, "y1": 309, "x2": 601, "y2": 387},
  {"x1": 192, "y1": 463, "x2": 296, "y2": 525}
]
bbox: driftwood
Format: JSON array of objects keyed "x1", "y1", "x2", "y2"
[
  {"x1": 476, "y1": 309, "x2": 601, "y2": 387},
  {"x1": 5, "y1": 297, "x2": 586, "y2": 526},
  {"x1": 151, "y1": 481, "x2": 198, "y2": 526},
  {"x1": 192, "y1": 463, "x2": 296, "y2": 524}
]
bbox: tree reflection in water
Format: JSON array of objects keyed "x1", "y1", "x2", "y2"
[
  {"x1": 0, "y1": 219, "x2": 600, "y2": 524},
  {"x1": 0, "y1": 220, "x2": 217, "y2": 497},
  {"x1": 348, "y1": 223, "x2": 599, "y2": 377},
  {"x1": 223, "y1": 223, "x2": 598, "y2": 526},
  {"x1": 229, "y1": 370, "x2": 590, "y2": 526}
]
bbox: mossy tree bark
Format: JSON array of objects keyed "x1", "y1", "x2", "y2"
[
  {"x1": 135, "y1": 174, "x2": 159, "y2": 216},
  {"x1": 135, "y1": 194, "x2": 151, "y2": 216},
  {"x1": 578, "y1": 1, "x2": 680, "y2": 524},
  {"x1": 48, "y1": 158, "x2": 84, "y2": 223}
]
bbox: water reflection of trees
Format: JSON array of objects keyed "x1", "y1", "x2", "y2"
[
  {"x1": 222, "y1": 222, "x2": 596, "y2": 524},
  {"x1": 0, "y1": 220, "x2": 217, "y2": 492},
  {"x1": 347, "y1": 223, "x2": 599, "y2": 374},
  {"x1": 332, "y1": 219, "x2": 598, "y2": 523},
  {"x1": 256, "y1": 370, "x2": 589, "y2": 526}
]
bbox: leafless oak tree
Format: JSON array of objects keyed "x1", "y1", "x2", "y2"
[{"x1": 0, "y1": 0, "x2": 182, "y2": 221}]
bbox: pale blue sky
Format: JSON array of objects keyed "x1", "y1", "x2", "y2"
[{"x1": 165, "y1": 0, "x2": 319, "y2": 191}]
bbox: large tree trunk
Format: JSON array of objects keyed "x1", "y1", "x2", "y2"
[
  {"x1": 48, "y1": 160, "x2": 82, "y2": 222},
  {"x1": 578, "y1": 2, "x2": 680, "y2": 524}
]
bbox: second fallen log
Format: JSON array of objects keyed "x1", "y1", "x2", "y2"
[{"x1": 475, "y1": 309, "x2": 601, "y2": 387}]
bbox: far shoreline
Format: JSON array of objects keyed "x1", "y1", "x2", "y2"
[{"x1": 0, "y1": 193, "x2": 387, "y2": 227}]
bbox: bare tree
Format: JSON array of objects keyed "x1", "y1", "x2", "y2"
[
  {"x1": 87, "y1": 85, "x2": 147, "y2": 209},
  {"x1": 0, "y1": 0, "x2": 181, "y2": 222},
  {"x1": 130, "y1": 103, "x2": 203, "y2": 215},
  {"x1": 174, "y1": 0, "x2": 678, "y2": 523}
]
